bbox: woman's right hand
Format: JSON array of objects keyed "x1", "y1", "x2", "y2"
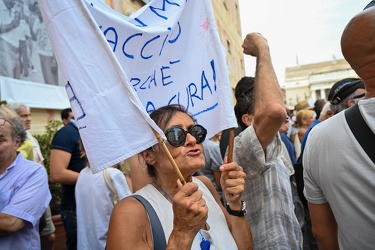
[{"x1": 168, "y1": 180, "x2": 208, "y2": 247}]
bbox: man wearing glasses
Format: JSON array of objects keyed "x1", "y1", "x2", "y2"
[
  {"x1": 7, "y1": 102, "x2": 56, "y2": 250},
  {"x1": 0, "y1": 105, "x2": 51, "y2": 249},
  {"x1": 300, "y1": 78, "x2": 365, "y2": 153}
]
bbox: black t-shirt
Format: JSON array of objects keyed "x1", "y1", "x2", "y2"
[
  {"x1": 51, "y1": 122, "x2": 86, "y2": 211},
  {"x1": 219, "y1": 127, "x2": 242, "y2": 159}
]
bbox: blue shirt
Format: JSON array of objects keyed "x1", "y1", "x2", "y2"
[
  {"x1": 301, "y1": 120, "x2": 321, "y2": 152},
  {"x1": 0, "y1": 153, "x2": 51, "y2": 249},
  {"x1": 280, "y1": 132, "x2": 297, "y2": 165}
]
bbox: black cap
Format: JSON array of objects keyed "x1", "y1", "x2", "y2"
[{"x1": 328, "y1": 78, "x2": 365, "y2": 105}]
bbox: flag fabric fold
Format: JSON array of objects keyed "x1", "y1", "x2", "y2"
[{"x1": 37, "y1": 0, "x2": 237, "y2": 173}]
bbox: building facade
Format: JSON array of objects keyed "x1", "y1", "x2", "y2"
[{"x1": 284, "y1": 58, "x2": 358, "y2": 108}]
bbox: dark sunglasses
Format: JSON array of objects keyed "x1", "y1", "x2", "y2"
[
  {"x1": 352, "y1": 93, "x2": 365, "y2": 100},
  {"x1": 165, "y1": 124, "x2": 207, "y2": 147}
]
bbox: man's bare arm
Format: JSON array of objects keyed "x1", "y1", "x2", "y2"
[
  {"x1": 243, "y1": 33, "x2": 286, "y2": 151},
  {"x1": 308, "y1": 202, "x2": 339, "y2": 250},
  {"x1": 49, "y1": 149, "x2": 80, "y2": 184},
  {"x1": 0, "y1": 213, "x2": 25, "y2": 237}
]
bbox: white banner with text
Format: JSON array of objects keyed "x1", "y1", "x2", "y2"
[{"x1": 37, "y1": 0, "x2": 236, "y2": 172}]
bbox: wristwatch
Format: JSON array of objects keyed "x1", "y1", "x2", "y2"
[{"x1": 226, "y1": 200, "x2": 246, "y2": 217}]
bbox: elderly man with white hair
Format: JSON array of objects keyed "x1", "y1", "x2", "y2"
[{"x1": 0, "y1": 105, "x2": 51, "y2": 249}]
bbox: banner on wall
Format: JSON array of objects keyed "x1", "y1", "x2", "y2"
[
  {"x1": 37, "y1": 0, "x2": 237, "y2": 172},
  {"x1": 0, "y1": 0, "x2": 62, "y2": 86}
]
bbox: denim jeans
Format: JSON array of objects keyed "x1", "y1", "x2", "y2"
[{"x1": 61, "y1": 210, "x2": 77, "y2": 250}]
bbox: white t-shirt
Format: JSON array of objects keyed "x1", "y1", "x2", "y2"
[
  {"x1": 76, "y1": 167, "x2": 132, "y2": 250},
  {"x1": 303, "y1": 98, "x2": 375, "y2": 249}
]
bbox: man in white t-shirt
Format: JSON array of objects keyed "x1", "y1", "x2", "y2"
[{"x1": 303, "y1": 5, "x2": 375, "y2": 249}]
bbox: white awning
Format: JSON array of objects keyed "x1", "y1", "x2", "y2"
[{"x1": 0, "y1": 76, "x2": 70, "y2": 109}]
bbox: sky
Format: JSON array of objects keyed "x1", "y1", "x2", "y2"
[{"x1": 238, "y1": 0, "x2": 370, "y2": 87}]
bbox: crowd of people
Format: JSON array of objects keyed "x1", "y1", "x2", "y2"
[{"x1": 1, "y1": 2, "x2": 375, "y2": 250}]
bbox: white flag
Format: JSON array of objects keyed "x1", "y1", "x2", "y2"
[{"x1": 37, "y1": 0, "x2": 237, "y2": 173}]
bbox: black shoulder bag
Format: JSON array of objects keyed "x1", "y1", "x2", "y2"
[
  {"x1": 132, "y1": 194, "x2": 166, "y2": 250},
  {"x1": 344, "y1": 103, "x2": 375, "y2": 164},
  {"x1": 105, "y1": 195, "x2": 166, "y2": 250}
]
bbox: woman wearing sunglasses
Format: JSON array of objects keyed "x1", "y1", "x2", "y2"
[{"x1": 106, "y1": 104, "x2": 252, "y2": 250}]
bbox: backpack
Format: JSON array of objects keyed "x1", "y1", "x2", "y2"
[{"x1": 293, "y1": 151, "x2": 308, "y2": 210}]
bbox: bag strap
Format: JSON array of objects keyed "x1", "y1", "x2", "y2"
[
  {"x1": 132, "y1": 194, "x2": 166, "y2": 250},
  {"x1": 344, "y1": 103, "x2": 375, "y2": 164},
  {"x1": 103, "y1": 168, "x2": 119, "y2": 205}
]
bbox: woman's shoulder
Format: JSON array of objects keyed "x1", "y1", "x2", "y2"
[
  {"x1": 107, "y1": 195, "x2": 153, "y2": 249},
  {"x1": 298, "y1": 128, "x2": 307, "y2": 135},
  {"x1": 111, "y1": 195, "x2": 149, "y2": 223}
]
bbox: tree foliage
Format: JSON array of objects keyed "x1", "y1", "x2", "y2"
[{"x1": 34, "y1": 120, "x2": 63, "y2": 215}]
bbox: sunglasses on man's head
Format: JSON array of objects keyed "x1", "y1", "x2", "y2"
[
  {"x1": 165, "y1": 124, "x2": 207, "y2": 147},
  {"x1": 0, "y1": 118, "x2": 14, "y2": 127},
  {"x1": 352, "y1": 93, "x2": 365, "y2": 100}
]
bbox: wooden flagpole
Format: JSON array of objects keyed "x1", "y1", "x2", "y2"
[{"x1": 227, "y1": 128, "x2": 235, "y2": 163}]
